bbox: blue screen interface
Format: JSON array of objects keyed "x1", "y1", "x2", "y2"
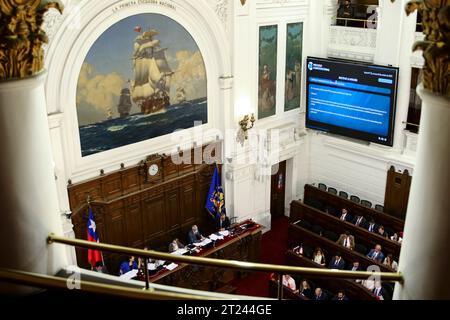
[{"x1": 306, "y1": 57, "x2": 398, "y2": 146}]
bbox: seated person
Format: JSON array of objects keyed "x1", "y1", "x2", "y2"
[
  {"x1": 367, "y1": 219, "x2": 378, "y2": 233},
  {"x1": 337, "y1": 230, "x2": 355, "y2": 250},
  {"x1": 367, "y1": 244, "x2": 384, "y2": 263},
  {"x1": 348, "y1": 261, "x2": 362, "y2": 272},
  {"x1": 328, "y1": 252, "x2": 346, "y2": 270},
  {"x1": 312, "y1": 247, "x2": 326, "y2": 266},
  {"x1": 169, "y1": 238, "x2": 185, "y2": 253},
  {"x1": 377, "y1": 225, "x2": 389, "y2": 238},
  {"x1": 119, "y1": 256, "x2": 138, "y2": 275},
  {"x1": 383, "y1": 253, "x2": 398, "y2": 271},
  {"x1": 332, "y1": 290, "x2": 349, "y2": 301},
  {"x1": 353, "y1": 215, "x2": 367, "y2": 228},
  {"x1": 94, "y1": 261, "x2": 108, "y2": 274},
  {"x1": 216, "y1": 212, "x2": 231, "y2": 231},
  {"x1": 282, "y1": 274, "x2": 297, "y2": 292},
  {"x1": 313, "y1": 287, "x2": 327, "y2": 300},
  {"x1": 339, "y1": 208, "x2": 353, "y2": 222},
  {"x1": 373, "y1": 281, "x2": 387, "y2": 300},
  {"x1": 298, "y1": 279, "x2": 313, "y2": 299},
  {"x1": 188, "y1": 224, "x2": 205, "y2": 244},
  {"x1": 293, "y1": 244, "x2": 304, "y2": 256}
]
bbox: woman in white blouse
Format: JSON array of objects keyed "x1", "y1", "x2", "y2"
[
  {"x1": 312, "y1": 247, "x2": 326, "y2": 266},
  {"x1": 383, "y1": 253, "x2": 398, "y2": 271}
]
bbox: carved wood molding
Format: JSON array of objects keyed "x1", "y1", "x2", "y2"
[
  {"x1": 393, "y1": 0, "x2": 450, "y2": 96},
  {"x1": 0, "y1": 0, "x2": 63, "y2": 81}
]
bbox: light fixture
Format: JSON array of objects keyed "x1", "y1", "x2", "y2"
[
  {"x1": 240, "y1": 0, "x2": 247, "y2": 5},
  {"x1": 237, "y1": 113, "x2": 256, "y2": 146}
]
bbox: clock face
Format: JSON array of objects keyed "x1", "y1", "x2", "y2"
[{"x1": 148, "y1": 164, "x2": 159, "y2": 176}]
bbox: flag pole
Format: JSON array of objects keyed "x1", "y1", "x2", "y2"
[{"x1": 86, "y1": 195, "x2": 105, "y2": 269}]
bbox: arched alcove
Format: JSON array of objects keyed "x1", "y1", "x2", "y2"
[{"x1": 44, "y1": 0, "x2": 232, "y2": 182}]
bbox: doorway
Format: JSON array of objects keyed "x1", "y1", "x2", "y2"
[{"x1": 270, "y1": 161, "x2": 287, "y2": 218}]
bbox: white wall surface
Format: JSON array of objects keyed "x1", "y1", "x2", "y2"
[{"x1": 42, "y1": 0, "x2": 419, "y2": 251}]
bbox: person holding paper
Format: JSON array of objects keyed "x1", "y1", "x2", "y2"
[
  {"x1": 188, "y1": 225, "x2": 205, "y2": 244},
  {"x1": 216, "y1": 213, "x2": 231, "y2": 231}
]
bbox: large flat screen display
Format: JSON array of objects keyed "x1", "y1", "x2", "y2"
[{"x1": 306, "y1": 57, "x2": 399, "y2": 146}]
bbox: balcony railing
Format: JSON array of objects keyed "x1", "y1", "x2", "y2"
[{"x1": 0, "y1": 234, "x2": 404, "y2": 300}]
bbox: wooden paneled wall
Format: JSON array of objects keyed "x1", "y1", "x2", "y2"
[{"x1": 69, "y1": 143, "x2": 222, "y2": 271}]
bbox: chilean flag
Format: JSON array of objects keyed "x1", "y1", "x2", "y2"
[{"x1": 87, "y1": 208, "x2": 102, "y2": 267}]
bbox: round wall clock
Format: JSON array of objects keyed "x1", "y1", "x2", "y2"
[{"x1": 148, "y1": 164, "x2": 159, "y2": 176}]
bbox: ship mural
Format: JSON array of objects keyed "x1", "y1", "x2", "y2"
[{"x1": 76, "y1": 14, "x2": 208, "y2": 157}]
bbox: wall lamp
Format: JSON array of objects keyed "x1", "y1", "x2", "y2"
[{"x1": 237, "y1": 113, "x2": 256, "y2": 146}]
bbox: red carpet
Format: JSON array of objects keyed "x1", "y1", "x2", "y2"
[{"x1": 230, "y1": 216, "x2": 289, "y2": 297}]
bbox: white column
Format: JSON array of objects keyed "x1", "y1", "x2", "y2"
[
  {"x1": 393, "y1": 85, "x2": 450, "y2": 299},
  {"x1": 0, "y1": 73, "x2": 67, "y2": 294}
]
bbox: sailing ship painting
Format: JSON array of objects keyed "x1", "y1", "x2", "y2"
[{"x1": 76, "y1": 14, "x2": 208, "y2": 157}]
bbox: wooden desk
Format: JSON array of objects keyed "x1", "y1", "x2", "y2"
[
  {"x1": 304, "y1": 184, "x2": 405, "y2": 232},
  {"x1": 288, "y1": 223, "x2": 395, "y2": 273},
  {"x1": 290, "y1": 201, "x2": 401, "y2": 259},
  {"x1": 285, "y1": 250, "x2": 377, "y2": 300},
  {"x1": 144, "y1": 221, "x2": 263, "y2": 292}
]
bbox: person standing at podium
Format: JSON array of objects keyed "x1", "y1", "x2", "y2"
[{"x1": 216, "y1": 213, "x2": 231, "y2": 231}]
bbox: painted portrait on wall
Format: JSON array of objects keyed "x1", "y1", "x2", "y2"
[
  {"x1": 258, "y1": 25, "x2": 278, "y2": 120},
  {"x1": 285, "y1": 22, "x2": 303, "y2": 112},
  {"x1": 76, "y1": 13, "x2": 208, "y2": 157}
]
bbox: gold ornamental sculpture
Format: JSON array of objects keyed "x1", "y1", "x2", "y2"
[
  {"x1": 401, "y1": 0, "x2": 450, "y2": 96},
  {"x1": 0, "y1": 0, "x2": 63, "y2": 81}
]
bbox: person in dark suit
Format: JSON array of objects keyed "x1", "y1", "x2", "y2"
[
  {"x1": 188, "y1": 225, "x2": 205, "y2": 244},
  {"x1": 372, "y1": 282, "x2": 387, "y2": 300},
  {"x1": 367, "y1": 219, "x2": 378, "y2": 233},
  {"x1": 367, "y1": 244, "x2": 384, "y2": 263},
  {"x1": 333, "y1": 290, "x2": 349, "y2": 301},
  {"x1": 328, "y1": 252, "x2": 346, "y2": 270},
  {"x1": 168, "y1": 238, "x2": 185, "y2": 253},
  {"x1": 348, "y1": 261, "x2": 362, "y2": 272},
  {"x1": 313, "y1": 287, "x2": 327, "y2": 300},
  {"x1": 339, "y1": 208, "x2": 353, "y2": 222},
  {"x1": 216, "y1": 213, "x2": 231, "y2": 231},
  {"x1": 353, "y1": 215, "x2": 368, "y2": 228}
]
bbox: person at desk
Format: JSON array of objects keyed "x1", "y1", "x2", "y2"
[
  {"x1": 339, "y1": 208, "x2": 353, "y2": 222},
  {"x1": 282, "y1": 274, "x2": 297, "y2": 292},
  {"x1": 119, "y1": 256, "x2": 138, "y2": 275},
  {"x1": 188, "y1": 224, "x2": 205, "y2": 244},
  {"x1": 337, "y1": 230, "x2": 355, "y2": 250},
  {"x1": 216, "y1": 212, "x2": 231, "y2": 231},
  {"x1": 313, "y1": 287, "x2": 327, "y2": 300},
  {"x1": 367, "y1": 244, "x2": 384, "y2": 263},
  {"x1": 329, "y1": 252, "x2": 346, "y2": 270},
  {"x1": 169, "y1": 238, "x2": 185, "y2": 253},
  {"x1": 333, "y1": 290, "x2": 349, "y2": 301}
]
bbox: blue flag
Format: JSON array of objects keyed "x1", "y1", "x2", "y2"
[{"x1": 205, "y1": 166, "x2": 226, "y2": 220}]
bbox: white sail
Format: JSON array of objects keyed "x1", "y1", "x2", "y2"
[
  {"x1": 135, "y1": 39, "x2": 160, "y2": 58},
  {"x1": 154, "y1": 49, "x2": 172, "y2": 74},
  {"x1": 131, "y1": 83, "x2": 155, "y2": 102},
  {"x1": 148, "y1": 57, "x2": 163, "y2": 85}
]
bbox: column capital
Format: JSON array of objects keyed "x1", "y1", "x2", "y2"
[
  {"x1": 404, "y1": 0, "x2": 450, "y2": 97},
  {"x1": 0, "y1": 0, "x2": 63, "y2": 81}
]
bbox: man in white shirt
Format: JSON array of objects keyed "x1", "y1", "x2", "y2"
[
  {"x1": 282, "y1": 274, "x2": 297, "y2": 292},
  {"x1": 337, "y1": 231, "x2": 355, "y2": 250}
]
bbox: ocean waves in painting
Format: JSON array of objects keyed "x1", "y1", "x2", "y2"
[{"x1": 79, "y1": 99, "x2": 207, "y2": 157}]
